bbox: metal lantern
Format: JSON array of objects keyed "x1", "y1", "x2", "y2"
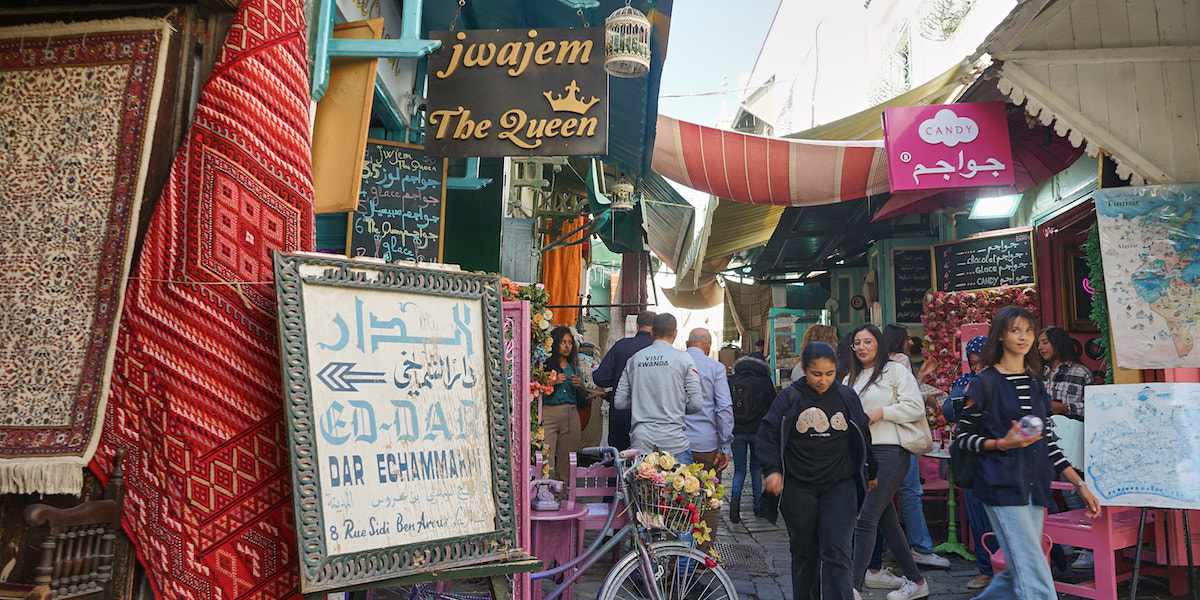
[
  {"x1": 609, "y1": 177, "x2": 636, "y2": 211},
  {"x1": 604, "y1": 4, "x2": 651, "y2": 78}
]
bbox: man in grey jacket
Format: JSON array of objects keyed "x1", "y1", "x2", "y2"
[{"x1": 613, "y1": 313, "x2": 704, "y2": 463}]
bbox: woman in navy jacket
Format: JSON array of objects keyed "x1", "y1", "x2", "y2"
[
  {"x1": 955, "y1": 306, "x2": 1100, "y2": 600},
  {"x1": 756, "y1": 342, "x2": 877, "y2": 600}
]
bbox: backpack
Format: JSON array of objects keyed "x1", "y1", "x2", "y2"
[
  {"x1": 949, "y1": 370, "x2": 994, "y2": 489},
  {"x1": 730, "y1": 373, "x2": 768, "y2": 427}
]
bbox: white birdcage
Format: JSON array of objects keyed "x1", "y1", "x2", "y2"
[
  {"x1": 604, "y1": 4, "x2": 651, "y2": 78},
  {"x1": 609, "y1": 177, "x2": 636, "y2": 211}
]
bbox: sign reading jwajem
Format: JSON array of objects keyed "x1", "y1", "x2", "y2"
[
  {"x1": 425, "y1": 27, "x2": 608, "y2": 157},
  {"x1": 882, "y1": 102, "x2": 1015, "y2": 192}
]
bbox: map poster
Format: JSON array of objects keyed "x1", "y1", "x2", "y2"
[
  {"x1": 1085, "y1": 383, "x2": 1200, "y2": 509},
  {"x1": 1095, "y1": 185, "x2": 1200, "y2": 369},
  {"x1": 274, "y1": 253, "x2": 515, "y2": 594}
]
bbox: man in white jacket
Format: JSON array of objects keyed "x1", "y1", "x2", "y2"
[{"x1": 613, "y1": 313, "x2": 704, "y2": 464}]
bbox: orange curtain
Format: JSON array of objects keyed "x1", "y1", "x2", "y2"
[{"x1": 543, "y1": 217, "x2": 586, "y2": 327}]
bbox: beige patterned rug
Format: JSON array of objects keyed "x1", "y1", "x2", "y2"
[{"x1": 0, "y1": 17, "x2": 172, "y2": 495}]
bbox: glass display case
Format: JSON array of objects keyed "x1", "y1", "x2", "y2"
[{"x1": 768, "y1": 308, "x2": 821, "y2": 388}]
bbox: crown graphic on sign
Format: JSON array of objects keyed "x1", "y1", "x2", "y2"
[{"x1": 543, "y1": 80, "x2": 600, "y2": 115}]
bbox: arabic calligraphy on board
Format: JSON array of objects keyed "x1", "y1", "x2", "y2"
[
  {"x1": 882, "y1": 102, "x2": 1016, "y2": 193},
  {"x1": 349, "y1": 140, "x2": 447, "y2": 263},
  {"x1": 892, "y1": 249, "x2": 933, "y2": 323},
  {"x1": 933, "y1": 231, "x2": 1036, "y2": 292}
]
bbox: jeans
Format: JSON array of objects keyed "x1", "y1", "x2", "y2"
[
  {"x1": 731, "y1": 433, "x2": 762, "y2": 510},
  {"x1": 780, "y1": 477, "x2": 858, "y2": 600},
  {"x1": 972, "y1": 500, "x2": 1056, "y2": 600},
  {"x1": 868, "y1": 454, "x2": 936, "y2": 569},
  {"x1": 852, "y1": 446, "x2": 923, "y2": 590},
  {"x1": 962, "y1": 487, "x2": 994, "y2": 576}
]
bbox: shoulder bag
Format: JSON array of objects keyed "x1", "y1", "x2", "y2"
[{"x1": 892, "y1": 379, "x2": 935, "y2": 456}]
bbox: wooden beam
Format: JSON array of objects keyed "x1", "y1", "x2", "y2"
[
  {"x1": 996, "y1": 45, "x2": 1200, "y2": 64},
  {"x1": 1000, "y1": 63, "x2": 1174, "y2": 185}
]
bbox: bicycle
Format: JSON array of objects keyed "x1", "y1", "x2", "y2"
[{"x1": 372, "y1": 446, "x2": 738, "y2": 600}]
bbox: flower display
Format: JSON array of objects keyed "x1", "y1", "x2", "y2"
[
  {"x1": 632, "y1": 452, "x2": 726, "y2": 555},
  {"x1": 920, "y1": 285, "x2": 1040, "y2": 391}
]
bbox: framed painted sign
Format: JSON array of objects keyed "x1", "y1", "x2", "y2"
[
  {"x1": 424, "y1": 27, "x2": 608, "y2": 157},
  {"x1": 882, "y1": 102, "x2": 1015, "y2": 193},
  {"x1": 273, "y1": 253, "x2": 515, "y2": 594}
]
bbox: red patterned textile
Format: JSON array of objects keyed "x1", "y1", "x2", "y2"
[{"x1": 90, "y1": 1, "x2": 313, "y2": 598}]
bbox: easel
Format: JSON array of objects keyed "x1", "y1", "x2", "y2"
[{"x1": 1129, "y1": 508, "x2": 1197, "y2": 600}]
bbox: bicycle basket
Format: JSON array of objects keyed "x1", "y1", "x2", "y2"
[{"x1": 628, "y1": 478, "x2": 705, "y2": 535}]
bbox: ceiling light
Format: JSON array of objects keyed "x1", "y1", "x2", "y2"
[{"x1": 969, "y1": 194, "x2": 1021, "y2": 220}]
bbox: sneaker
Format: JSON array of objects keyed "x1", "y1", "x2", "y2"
[
  {"x1": 967, "y1": 574, "x2": 992, "y2": 589},
  {"x1": 886, "y1": 578, "x2": 930, "y2": 600},
  {"x1": 864, "y1": 567, "x2": 905, "y2": 589},
  {"x1": 1072, "y1": 549, "x2": 1094, "y2": 569},
  {"x1": 911, "y1": 550, "x2": 950, "y2": 568}
]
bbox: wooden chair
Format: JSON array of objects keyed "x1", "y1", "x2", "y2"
[
  {"x1": 1043, "y1": 481, "x2": 1145, "y2": 599},
  {"x1": 12, "y1": 450, "x2": 128, "y2": 600},
  {"x1": 567, "y1": 453, "x2": 628, "y2": 562}
]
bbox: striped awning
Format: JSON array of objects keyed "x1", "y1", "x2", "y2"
[{"x1": 652, "y1": 113, "x2": 890, "y2": 206}]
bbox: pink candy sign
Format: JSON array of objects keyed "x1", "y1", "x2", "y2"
[{"x1": 882, "y1": 102, "x2": 1015, "y2": 192}]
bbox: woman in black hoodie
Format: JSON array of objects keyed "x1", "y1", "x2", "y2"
[{"x1": 757, "y1": 342, "x2": 878, "y2": 600}]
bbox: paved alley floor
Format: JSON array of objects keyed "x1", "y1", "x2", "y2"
[{"x1": 555, "y1": 471, "x2": 1197, "y2": 600}]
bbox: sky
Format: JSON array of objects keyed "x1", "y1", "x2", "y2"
[{"x1": 657, "y1": 0, "x2": 781, "y2": 127}]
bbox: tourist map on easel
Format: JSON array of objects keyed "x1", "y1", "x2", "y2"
[{"x1": 1085, "y1": 383, "x2": 1200, "y2": 509}]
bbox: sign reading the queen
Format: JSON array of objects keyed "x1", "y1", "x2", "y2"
[
  {"x1": 274, "y1": 254, "x2": 516, "y2": 593},
  {"x1": 882, "y1": 102, "x2": 1015, "y2": 193},
  {"x1": 424, "y1": 27, "x2": 608, "y2": 157}
]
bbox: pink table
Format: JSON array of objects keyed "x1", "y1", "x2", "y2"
[{"x1": 530, "y1": 501, "x2": 589, "y2": 600}]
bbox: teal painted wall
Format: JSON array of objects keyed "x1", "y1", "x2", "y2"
[{"x1": 442, "y1": 157, "x2": 503, "y2": 273}]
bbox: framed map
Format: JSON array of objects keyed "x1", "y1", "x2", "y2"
[
  {"x1": 1095, "y1": 185, "x2": 1200, "y2": 369},
  {"x1": 1085, "y1": 383, "x2": 1200, "y2": 509}
]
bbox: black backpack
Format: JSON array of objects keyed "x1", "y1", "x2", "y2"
[
  {"x1": 730, "y1": 373, "x2": 767, "y2": 427},
  {"x1": 949, "y1": 370, "x2": 994, "y2": 489}
]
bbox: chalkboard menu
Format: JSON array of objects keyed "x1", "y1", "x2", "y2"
[
  {"x1": 347, "y1": 140, "x2": 446, "y2": 263},
  {"x1": 893, "y1": 248, "x2": 933, "y2": 323},
  {"x1": 933, "y1": 230, "x2": 1036, "y2": 292}
]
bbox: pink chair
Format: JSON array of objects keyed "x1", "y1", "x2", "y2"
[
  {"x1": 981, "y1": 531, "x2": 1053, "y2": 573},
  {"x1": 568, "y1": 454, "x2": 629, "y2": 562},
  {"x1": 1042, "y1": 482, "x2": 1145, "y2": 600}
]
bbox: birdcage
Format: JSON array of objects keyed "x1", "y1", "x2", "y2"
[
  {"x1": 604, "y1": 4, "x2": 651, "y2": 78},
  {"x1": 609, "y1": 177, "x2": 636, "y2": 211}
]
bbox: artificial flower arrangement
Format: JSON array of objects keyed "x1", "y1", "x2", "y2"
[
  {"x1": 920, "y1": 286, "x2": 1040, "y2": 391},
  {"x1": 632, "y1": 451, "x2": 726, "y2": 556},
  {"x1": 500, "y1": 278, "x2": 556, "y2": 467}
]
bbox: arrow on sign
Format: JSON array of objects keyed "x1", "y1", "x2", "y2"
[{"x1": 317, "y1": 362, "x2": 387, "y2": 392}]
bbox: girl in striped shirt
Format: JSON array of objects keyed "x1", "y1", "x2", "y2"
[{"x1": 955, "y1": 306, "x2": 1100, "y2": 600}]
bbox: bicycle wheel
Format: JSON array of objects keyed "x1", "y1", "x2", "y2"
[{"x1": 597, "y1": 541, "x2": 737, "y2": 600}]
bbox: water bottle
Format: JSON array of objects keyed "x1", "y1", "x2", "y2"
[{"x1": 1015, "y1": 415, "x2": 1044, "y2": 439}]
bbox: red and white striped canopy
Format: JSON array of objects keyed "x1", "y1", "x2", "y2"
[{"x1": 652, "y1": 114, "x2": 892, "y2": 206}]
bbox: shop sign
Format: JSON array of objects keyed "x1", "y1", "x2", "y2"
[
  {"x1": 425, "y1": 27, "x2": 608, "y2": 157},
  {"x1": 274, "y1": 254, "x2": 515, "y2": 593},
  {"x1": 882, "y1": 102, "x2": 1015, "y2": 192}
]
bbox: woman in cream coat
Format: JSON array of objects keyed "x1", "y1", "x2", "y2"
[{"x1": 844, "y1": 324, "x2": 930, "y2": 600}]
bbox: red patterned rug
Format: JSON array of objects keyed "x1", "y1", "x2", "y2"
[
  {"x1": 0, "y1": 18, "x2": 172, "y2": 495},
  {"x1": 90, "y1": 1, "x2": 313, "y2": 598}
]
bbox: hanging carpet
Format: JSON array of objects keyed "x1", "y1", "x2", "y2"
[
  {"x1": 90, "y1": 0, "x2": 313, "y2": 598},
  {"x1": 0, "y1": 18, "x2": 173, "y2": 495}
]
